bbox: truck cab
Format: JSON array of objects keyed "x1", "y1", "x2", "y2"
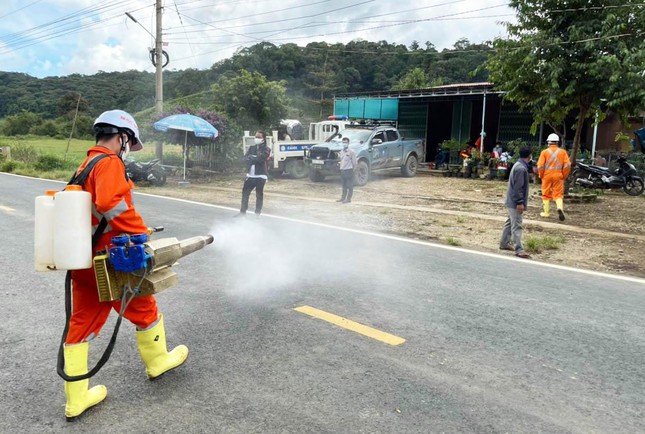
[{"x1": 305, "y1": 122, "x2": 424, "y2": 186}]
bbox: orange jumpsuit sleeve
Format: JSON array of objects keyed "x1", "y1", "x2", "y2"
[
  {"x1": 92, "y1": 156, "x2": 148, "y2": 234},
  {"x1": 561, "y1": 150, "x2": 571, "y2": 178},
  {"x1": 537, "y1": 150, "x2": 547, "y2": 179}
]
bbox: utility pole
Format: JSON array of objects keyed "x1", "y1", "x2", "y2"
[{"x1": 155, "y1": 0, "x2": 164, "y2": 159}]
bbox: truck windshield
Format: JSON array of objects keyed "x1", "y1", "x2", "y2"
[{"x1": 328, "y1": 129, "x2": 371, "y2": 144}]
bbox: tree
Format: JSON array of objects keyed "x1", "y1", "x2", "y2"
[
  {"x1": 485, "y1": 0, "x2": 645, "y2": 163},
  {"x1": 1, "y1": 111, "x2": 42, "y2": 135},
  {"x1": 211, "y1": 70, "x2": 289, "y2": 131},
  {"x1": 391, "y1": 68, "x2": 430, "y2": 90},
  {"x1": 57, "y1": 92, "x2": 89, "y2": 118}
]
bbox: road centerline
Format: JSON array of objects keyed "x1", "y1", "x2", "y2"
[{"x1": 294, "y1": 305, "x2": 406, "y2": 346}]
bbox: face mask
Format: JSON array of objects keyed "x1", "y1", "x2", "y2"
[
  {"x1": 343, "y1": 142, "x2": 349, "y2": 149},
  {"x1": 254, "y1": 138, "x2": 263, "y2": 145}
]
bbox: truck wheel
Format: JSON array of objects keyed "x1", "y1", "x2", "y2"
[
  {"x1": 286, "y1": 159, "x2": 309, "y2": 179},
  {"x1": 309, "y1": 170, "x2": 325, "y2": 182},
  {"x1": 401, "y1": 155, "x2": 418, "y2": 177},
  {"x1": 354, "y1": 160, "x2": 369, "y2": 186}
]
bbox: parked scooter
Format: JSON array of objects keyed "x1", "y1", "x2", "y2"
[
  {"x1": 124, "y1": 157, "x2": 167, "y2": 186},
  {"x1": 572, "y1": 156, "x2": 644, "y2": 196}
]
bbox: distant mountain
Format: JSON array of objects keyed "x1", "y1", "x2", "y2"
[{"x1": 0, "y1": 39, "x2": 492, "y2": 120}]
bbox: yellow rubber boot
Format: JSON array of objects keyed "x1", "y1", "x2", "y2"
[
  {"x1": 540, "y1": 200, "x2": 550, "y2": 218},
  {"x1": 555, "y1": 198, "x2": 565, "y2": 221},
  {"x1": 63, "y1": 342, "x2": 107, "y2": 421},
  {"x1": 136, "y1": 314, "x2": 189, "y2": 379}
]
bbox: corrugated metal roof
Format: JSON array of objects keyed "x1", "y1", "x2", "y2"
[{"x1": 336, "y1": 82, "x2": 502, "y2": 99}]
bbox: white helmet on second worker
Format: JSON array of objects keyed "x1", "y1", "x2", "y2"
[
  {"x1": 546, "y1": 133, "x2": 560, "y2": 144},
  {"x1": 93, "y1": 110, "x2": 143, "y2": 151}
]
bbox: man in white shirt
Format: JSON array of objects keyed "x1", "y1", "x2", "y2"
[{"x1": 337, "y1": 137, "x2": 358, "y2": 204}]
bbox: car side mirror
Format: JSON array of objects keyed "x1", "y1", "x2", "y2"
[{"x1": 372, "y1": 138, "x2": 383, "y2": 145}]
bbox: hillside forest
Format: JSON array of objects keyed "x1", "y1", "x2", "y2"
[{"x1": 0, "y1": 38, "x2": 491, "y2": 137}]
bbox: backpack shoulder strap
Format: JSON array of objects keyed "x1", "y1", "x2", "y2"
[{"x1": 68, "y1": 154, "x2": 111, "y2": 186}]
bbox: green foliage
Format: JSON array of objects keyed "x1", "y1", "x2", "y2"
[
  {"x1": 445, "y1": 237, "x2": 462, "y2": 246},
  {"x1": 30, "y1": 120, "x2": 60, "y2": 137},
  {"x1": 440, "y1": 139, "x2": 465, "y2": 151},
  {"x1": 0, "y1": 160, "x2": 19, "y2": 173},
  {"x1": 392, "y1": 68, "x2": 430, "y2": 91},
  {"x1": 0, "y1": 38, "x2": 493, "y2": 125},
  {"x1": 1, "y1": 111, "x2": 43, "y2": 136},
  {"x1": 11, "y1": 143, "x2": 39, "y2": 164},
  {"x1": 57, "y1": 92, "x2": 90, "y2": 118},
  {"x1": 485, "y1": 0, "x2": 645, "y2": 163},
  {"x1": 34, "y1": 154, "x2": 72, "y2": 171},
  {"x1": 211, "y1": 70, "x2": 289, "y2": 131},
  {"x1": 525, "y1": 235, "x2": 565, "y2": 253}
]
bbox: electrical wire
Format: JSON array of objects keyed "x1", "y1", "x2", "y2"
[{"x1": 0, "y1": 0, "x2": 46, "y2": 21}]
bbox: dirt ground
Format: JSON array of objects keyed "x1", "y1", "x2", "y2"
[{"x1": 137, "y1": 168, "x2": 645, "y2": 279}]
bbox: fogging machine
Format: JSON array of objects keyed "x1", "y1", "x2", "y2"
[{"x1": 94, "y1": 232, "x2": 214, "y2": 302}]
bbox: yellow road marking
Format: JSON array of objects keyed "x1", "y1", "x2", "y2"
[
  {"x1": 0, "y1": 205, "x2": 15, "y2": 213},
  {"x1": 294, "y1": 305, "x2": 406, "y2": 346}
]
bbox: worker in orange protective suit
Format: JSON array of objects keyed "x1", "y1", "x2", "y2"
[
  {"x1": 537, "y1": 133, "x2": 571, "y2": 221},
  {"x1": 62, "y1": 110, "x2": 188, "y2": 420}
]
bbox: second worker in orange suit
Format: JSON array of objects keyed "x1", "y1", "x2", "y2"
[{"x1": 537, "y1": 133, "x2": 571, "y2": 221}]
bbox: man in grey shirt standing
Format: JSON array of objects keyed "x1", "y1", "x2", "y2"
[
  {"x1": 337, "y1": 137, "x2": 358, "y2": 203},
  {"x1": 500, "y1": 147, "x2": 532, "y2": 258}
]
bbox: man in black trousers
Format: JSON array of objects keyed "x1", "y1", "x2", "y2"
[{"x1": 237, "y1": 131, "x2": 271, "y2": 216}]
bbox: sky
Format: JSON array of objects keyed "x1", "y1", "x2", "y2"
[{"x1": 0, "y1": 0, "x2": 515, "y2": 78}]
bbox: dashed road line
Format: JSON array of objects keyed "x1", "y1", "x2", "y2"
[{"x1": 294, "y1": 305, "x2": 406, "y2": 346}]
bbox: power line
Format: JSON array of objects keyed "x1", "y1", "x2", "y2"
[
  {"x1": 0, "y1": 2, "x2": 151, "y2": 55},
  {"x1": 0, "y1": 0, "x2": 46, "y2": 21}
]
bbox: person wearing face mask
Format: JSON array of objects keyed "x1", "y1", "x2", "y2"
[
  {"x1": 61, "y1": 110, "x2": 188, "y2": 420},
  {"x1": 337, "y1": 137, "x2": 357, "y2": 203},
  {"x1": 237, "y1": 130, "x2": 272, "y2": 216}
]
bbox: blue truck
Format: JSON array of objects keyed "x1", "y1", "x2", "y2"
[{"x1": 304, "y1": 123, "x2": 425, "y2": 186}]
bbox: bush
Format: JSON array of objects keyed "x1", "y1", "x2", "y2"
[
  {"x1": 30, "y1": 120, "x2": 60, "y2": 137},
  {"x1": 1, "y1": 160, "x2": 19, "y2": 172},
  {"x1": 34, "y1": 154, "x2": 68, "y2": 171},
  {"x1": 1, "y1": 111, "x2": 43, "y2": 136},
  {"x1": 525, "y1": 235, "x2": 565, "y2": 253},
  {"x1": 11, "y1": 143, "x2": 39, "y2": 164}
]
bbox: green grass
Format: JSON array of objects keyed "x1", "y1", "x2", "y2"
[
  {"x1": 445, "y1": 237, "x2": 462, "y2": 246},
  {"x1": 0, "y1": 135, "x2": 185, "y2": 180},
  {"x1": 456, "y1": 215, "x2": 466, "y2": 224},
  {"x1": 524, "y1": 235, "x2": 566, "y2": 253}
]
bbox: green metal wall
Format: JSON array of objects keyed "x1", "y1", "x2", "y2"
[
  {"x1": 451, "y1": 98, "x2": 472, "y2": 144},
  {"x1": 334, "y1": 98, "x2": 399, "y2": 120},
  {"x1": 397, "y1": 102, "x2": 427, "y2": 141},
  {"x1": 497, "y1": 103, "x2": 540, "y2": 144}
]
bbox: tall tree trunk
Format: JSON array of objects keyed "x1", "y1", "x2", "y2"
[
  {"x1": 564, "y1": 105, "x2": 589, "y2": 195},
  {"x1": 570, "y1": 105, "x2": 589, "y2": 164}
]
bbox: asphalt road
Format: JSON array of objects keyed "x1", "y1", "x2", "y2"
[{"x1": 1, "y1": 173, "x2": 644, "y2": 434}]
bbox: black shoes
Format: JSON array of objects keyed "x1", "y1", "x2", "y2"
[
  {"x1": 336, "y1": 198, "x2": 345, "y2": 202},
  {"x1": 557, "y1": 209, "x2": 566, "y2": 221}
]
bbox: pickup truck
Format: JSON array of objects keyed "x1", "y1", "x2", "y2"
[{"x1": 304, "y1": 124, "x2": 425, "y2": 186}]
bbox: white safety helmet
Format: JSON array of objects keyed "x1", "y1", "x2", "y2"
[
  {"x1": 546, "y1": 133, "x2": 560, "y2": 143},
  {"x1": 93, "y1": 110, "x2": 143, "y2": 151}
]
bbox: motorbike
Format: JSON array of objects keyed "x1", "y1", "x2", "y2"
[
  {"x1": 572, "y1": 156, "x2": 644, "y2": 196},
  {"x1": 124, "y1": 157, "x2": 167, "y2": 186}
]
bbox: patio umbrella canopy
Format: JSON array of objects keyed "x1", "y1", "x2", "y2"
[{"x1": 153, "y1": 114, "x2": 219, "y2": 180}]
